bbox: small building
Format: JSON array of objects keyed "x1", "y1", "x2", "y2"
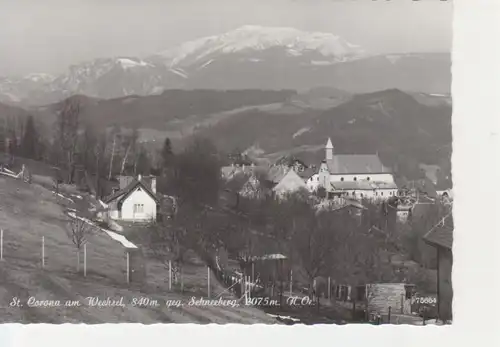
[
  {"x1": 423, "y1": 222, "x2": 453, "y2": 321},
  {"x1": 332, "y1": 283, "x2": 415, "y2": 316},
  {"x1": 330, "y1": 180, "x2": 398, "y2": 201},
  {"x1": 102, "y1": 174, "x2": 159, "y2": 222}
]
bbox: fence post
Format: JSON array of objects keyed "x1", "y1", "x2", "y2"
[
  {"x1": 0, "y1": 229, "x2": 3, "y2": 261},
  {"x1": 207, "y1": 266, "x2": 211, "y2": 298},
  {"x1": 388, "y1": 306, "x2": 391, "y2": 324},
  {"x1": 327, "y1": 277, "x2": 331, "y2": 300},
  {"x1": 289, "y1": 269, "x2": 293, "y2": 297},
  {"x1": 41, "y1": 236, "x2": 45, "y2": 269},
  {"x1": 169, "y1": 260, "x2": 172, "y2": 290},
  {"x1": 251, "y1": 262, "x2": 255, "y2": 284},
  {"x1": 126, "y1": 251, "x2": 130, "y2": 283},
  {"x1": 83, "y1": 243, "x2": 87, "y2": 277}
]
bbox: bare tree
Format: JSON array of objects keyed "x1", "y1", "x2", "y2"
[
  {"x1": 120, "y1": 128, "x2": 138, "y2": 176},
  {"x1": 67, "y1": 216, "x2": 95, "y2": 273},
  {"x1": 56, "y1": 99, "x2": 81, "y2": 183},
  {"x1": 107, "y1": 125, "x2": 121, "y2": 180}
]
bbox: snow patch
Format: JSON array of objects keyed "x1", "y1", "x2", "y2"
[
  {"x1": 117, "y1": 58, "x2": 153, "y2": 69},
  {"x1": 104, "y1": 229, "x2": 137, "y2": 249},
  {"x1": 310, "y1": 60, "x2": 334, "y2": 66},
  {"x1": 67, "y1": 211, "x2": 137, "y2": 249},
  {"x1": 169, "y1": 68, "x2": 188, "y2": 79},
  {"x1": 267, "y1": 313, "x2": 301, "y2": 322},
  {"x1": 51, "y1": 191, "x2": 74, "y2": 203},
  {"x1": 292, "y1": 127, "x2": 311, "y2": 138},
  {"x1": 0, "y1": 171, "x2": 17, "y2": 179},
  {"x1": 198, "y1": 59, "x2": 214, "y2": 70}
]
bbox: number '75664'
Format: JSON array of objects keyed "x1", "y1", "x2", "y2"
[{"x1": 414, "y1": 297, "x2": 437, "y2": 304}]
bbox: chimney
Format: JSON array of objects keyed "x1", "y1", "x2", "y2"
[
  {"x1": 151, "y1": 176, "x2": 157, "y2": 194},
  {"x1": 138, "y1": 174, "x2": 142, "y2": 182}
]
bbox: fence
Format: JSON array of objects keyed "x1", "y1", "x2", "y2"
[{"x1": 0, "y1": 229, "x2": 141, "y2": 285}]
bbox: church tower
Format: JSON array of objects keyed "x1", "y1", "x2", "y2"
[{"x1": 326, "y1": 137, "x2": 333, "y2": 161}]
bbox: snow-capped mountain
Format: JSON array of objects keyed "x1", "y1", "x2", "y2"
[
  {"x1": 150, "y1": 25, "x2": 366, "y2": 69},
  {"x1": 0, "y1": 26, "x2": 451, "y2": 106}
]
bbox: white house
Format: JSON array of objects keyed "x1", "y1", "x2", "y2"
[{"x1": 102, "y1": 175, "x2": 159, "y2": 222}]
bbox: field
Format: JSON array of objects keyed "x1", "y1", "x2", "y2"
[{"x1": 0, "y1": 172, "x2": 276, "y2": 324}]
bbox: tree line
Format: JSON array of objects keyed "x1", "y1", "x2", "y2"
[{"x1": 0, "y1": 99, "x2": 157, "y2": 198}]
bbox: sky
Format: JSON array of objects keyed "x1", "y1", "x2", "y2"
[{"x1": 0, "y1": 0, "x2": 453, "y2": 76}]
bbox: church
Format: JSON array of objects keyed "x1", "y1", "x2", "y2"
[{"x1": 306, "y1": 138, "x2": 398, "y2": 201}]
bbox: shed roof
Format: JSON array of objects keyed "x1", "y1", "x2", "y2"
[{"x1": 423, "y1": 224, "x2": 453, "y2": 250}]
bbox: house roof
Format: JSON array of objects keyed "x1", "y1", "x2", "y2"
[
  {"x1": 267, "y1": 165, "x2": 289, "y2": 183},
  {"x1": 104, "y1": 179, "x2": 159, "y2": 204},
  {"x1": 423, "y1": 224, "x2": 453, "y2": 250},
  {"x1": 331, "y1": 180, "x2": 398, "y2": 191},
  {"x1": 273, "y1": 169, "x2": 308, "y2": 194},
  {"x1": 296, "y1": 167, "x2": 317, "y2": 180},
  {"x1": 326, "y1": 155, "x2": 392, "y2": 175}
]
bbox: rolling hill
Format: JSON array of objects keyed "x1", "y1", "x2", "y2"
[
  {"x1": 5, "y1": 88, "x2": 452, "y2": 182},
  {"x1": 0, "y1": 168, "x2": 276, "y2": 323}
]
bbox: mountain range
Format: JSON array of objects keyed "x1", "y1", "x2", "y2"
[{"x1": 0, "y1": 25, "x2": 450, "y2": 106}]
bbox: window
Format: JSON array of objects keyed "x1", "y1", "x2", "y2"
[
  {"x1": 133, "y1": 204, "x2": 144, "y2": 213},
  {"x1": 366, "y1": 177, "x2": 370, "y2": 181},
  {"x1": 317, "y1": 177, "x2": 319, "y2": 181},
  {"x1": 381, "y1": 192, "x2": 384, "y2": 196},
  {"x1": 375, "y1": 192, "x2": 378, "y2": 196},
  {"x1": 353, "y1": 177, "x2": 357, "y2": 181},
  {"x1": 340, "y1": 177, "x2": 344, "y2": 181},
  {"x1": 360, "y1": 193, "x2": 364, "y2": 198},
  {"x1": 352, "y1": 191, "x2": 355, "y2": 196}
]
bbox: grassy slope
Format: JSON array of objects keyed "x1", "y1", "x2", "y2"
[{"x1": 0, "y1": 173, "x2": 275, "y2": 324}]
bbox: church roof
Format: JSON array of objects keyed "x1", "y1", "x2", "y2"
[{"x1": 326, "y1": 155, "x2": 392, "y2": 175}]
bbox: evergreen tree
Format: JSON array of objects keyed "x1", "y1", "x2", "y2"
[
  {"x1": 21, "y1": 116, "x2": 38, "y2": 159},
  {"x1": 161, "y1": 137, "x2": 174, "y2": 169}
]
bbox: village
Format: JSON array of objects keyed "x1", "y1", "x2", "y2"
[{"x1": 0, "y1": 125, "x2": 453, "y2": 324}]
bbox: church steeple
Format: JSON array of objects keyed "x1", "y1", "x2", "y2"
[{"x1": 326, "y1": 137, "x2": 333, "y2": 160}]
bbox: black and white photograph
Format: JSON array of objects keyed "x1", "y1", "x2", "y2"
[{"x1": 0, "y1": 0, "x2": 454, "y2": 325}]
